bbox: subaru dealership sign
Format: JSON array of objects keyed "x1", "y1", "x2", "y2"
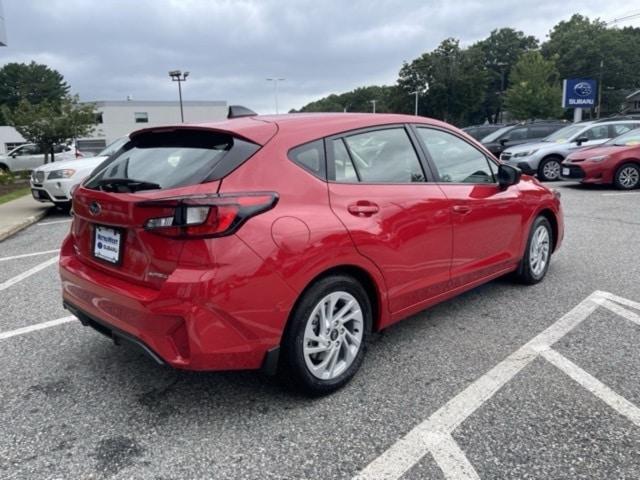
[{"x1": 562, "y1": 79, "x2": 597, "y2": 108}]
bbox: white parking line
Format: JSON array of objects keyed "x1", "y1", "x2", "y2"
[
  {"x1": 0, "y1": 256, "x2": 59, "y2": 292},
  {"x1": 0, "y1": 249, "x2": 60, "y2": 262},
  {"x1": 353, "y1": 291, "x2": 639, "y2": 480},
  {"x1": 37, "y1": 219, "x2": 72, "y2": 226},
  {"x1": 0, "y1": 316, "x2": 76, "y2": 340},
  {"x1": 542, "y1": 349, "x2": 640, "y2": 427}
]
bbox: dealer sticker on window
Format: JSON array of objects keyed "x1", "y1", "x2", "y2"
[{"x1": 94, "y1": 225, "x2": 122, "y2": 264}]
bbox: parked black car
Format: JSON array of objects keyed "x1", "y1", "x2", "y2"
[
  {"x1": 461, "y1": 124, "x2": 507, "y2": 141},
  {"x1": 481, "y1": 121, "x2": 568, "y2": 156}
]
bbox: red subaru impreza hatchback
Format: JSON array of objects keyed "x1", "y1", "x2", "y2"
[{"x1": 60, "y1": 112, "x2": 563, "y2": 395}]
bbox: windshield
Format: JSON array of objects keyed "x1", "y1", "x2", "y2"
[
  {"x1": 544, "y1": 124, "x2": 585, "y2": 143},
  {"x1": 481, "y1": 126, "x2": 512, "y2": 143},
  {"x1": 85, "y1": 130, "x2": 257, "y2": 192},
  {"x1": 605, "y1": 128, "x2": 640, "y2": 146},
  {"x1": 96, "y1": 137, "x2": 129, "y2": 157}
]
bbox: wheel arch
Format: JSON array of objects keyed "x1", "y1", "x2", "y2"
[
  {"x1": 536, "y1": 208, "x2": 559, "y2": 252},
  {"x1": 285, "y1": 264, "x2": 384, "y2": 335},
  {"x1": 0, "y1": 162, "x2": 9, "y2": 172}
]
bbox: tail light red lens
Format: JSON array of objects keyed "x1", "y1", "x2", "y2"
[{"x1": 140, "y1": 192, "x2": 278, "y2": 238}]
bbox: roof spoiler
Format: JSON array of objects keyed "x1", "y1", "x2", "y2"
[{"x1": 228, "y1": 105, "x2": 257, "y2": 119}]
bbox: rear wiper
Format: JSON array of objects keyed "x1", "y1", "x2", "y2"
[{"x1": 94, "y1": 178, "x2": 161, "y2": 192}]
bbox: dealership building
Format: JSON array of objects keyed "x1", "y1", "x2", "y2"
[{"x1": 0, "y1": 100, "x2": 228, "y2": 155}]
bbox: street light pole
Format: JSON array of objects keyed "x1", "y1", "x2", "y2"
[
  {"x1": 266, "y1": 77, "x2": 286, "y2": 114},
  {"x1": 370, "y1": 99, "x2": 377, "y2": 114},
  {"x1": 597, "y1": 59, "x2": 604, "y2": 119},
  {"x1": 409, "y1": 91, "x2": 419, "y2": 115},
  {"x1": 169, "y1": 70, "x2": 189, "y2": 123}
]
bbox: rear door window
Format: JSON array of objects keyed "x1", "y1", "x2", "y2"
[
  {"x1": 288, "y1": 140, "x2": 326, "y2": 178},
  {"x1": 340, "y1": 128, "x2": 425, "y2": 183},
  {"x1": 85, "y1": 130, "x2": 259, "y2": 192}
]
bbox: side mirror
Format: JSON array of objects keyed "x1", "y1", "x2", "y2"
[
  {"x1": 574, "y1": 136, "x2": 589, "y2": 146},
  {"x1": 497, "y1": 164, "x2": 521, "y2": 189},
  {"x1": 499, "y1": 138, "x2": 509, "y2": 146}
]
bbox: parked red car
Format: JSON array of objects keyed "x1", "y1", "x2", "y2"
[
  {"x1": 59, "y1": 112, "x2": 563, "y2": 395},
  {"x1": 561, "y1": 128, "x2": 640, "y2": 189}
]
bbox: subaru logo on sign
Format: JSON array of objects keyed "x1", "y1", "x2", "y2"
[
  {"x1": 562, "y1": 78, "x2": 597, "y2": 108},
  {"x1": 89, "y1": 201, "x2": 101, "y2": 216},
  {"x1": 574, "y1": 82, "x2": 592, "y2": 97}
]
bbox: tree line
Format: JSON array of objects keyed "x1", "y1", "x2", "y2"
[{"x1": 293, "y1": 15, "x2": 640, "y2": 126}]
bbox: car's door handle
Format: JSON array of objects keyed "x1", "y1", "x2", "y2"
[
  {"x1": 348, "y1": 201, "x2": 380, "y2": 216},
  {"x1": 452, "y1": 205, "x2": 472, "y2": 214}
]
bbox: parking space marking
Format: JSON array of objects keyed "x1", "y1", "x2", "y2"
[
  {"x1": 601, "y1": 192, "x2": 640, "y2": 196},
  {"x1": 0, "y1": 316, "x2": 76, "y2": 340},
  {"x1": 353, "y1": 291, "x2": 639, "y2": 480},
  {"x1": 541, "y1": 349, "x2": 640, "y2": 427},
  {"x1": 37, "y1": 219, "x2": 72, "y2": 226},
  {"x1": 0, "y1": 249, "x2": 60, "y2": 262},
  {"x1": 0, "y1": 256, "x2": 59, "y2": 292}
]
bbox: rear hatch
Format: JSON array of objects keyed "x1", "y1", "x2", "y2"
[{"x1": 70, "y1": 127, "x2": 263, "y2": 288}]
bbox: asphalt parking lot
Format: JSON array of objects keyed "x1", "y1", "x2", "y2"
[{"x1": 1, "y1": 182, "x2": 639, "y2": 480}]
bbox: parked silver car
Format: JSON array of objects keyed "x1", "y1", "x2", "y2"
[{"x1": 500, "y1": 120, "x2": 640, "y2": 180}]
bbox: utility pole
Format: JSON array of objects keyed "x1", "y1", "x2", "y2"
[
  {"x1": 168, "y1": 70, "x2": 189, "y2": 122},
  {"x1": 409, "y1": 91, "x2": 419, "y2": 115},
  {"x1": 370, "y1": 100, "x2": 377, "y2": 113},
  {"x1": 266, "y1": 77, "x2": 285, "y2": 114},
  {"x1": 597, "y1": 59, "x2": 604, "y2": 119}
]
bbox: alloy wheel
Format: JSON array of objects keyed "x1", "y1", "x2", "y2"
[
  {"x1": 303, "y1": 291, "x2": 364, "y2": 380},
  {"x1": 618, "y1": 166, "x2": 640, "y2": 189},
  {"x1": 542, "y1": 160, "x2": 561, "y2": 180},
  {"x1": 529, "y1": 225, "x2": 550, "y2": 277}
]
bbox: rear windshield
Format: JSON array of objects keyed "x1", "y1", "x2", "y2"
[{"x1": 85, "y1": 130, "x2": 259, "y2": 192}]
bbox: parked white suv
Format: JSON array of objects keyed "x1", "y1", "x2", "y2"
[
  {"x1": 0, "y1": 143, "x2": 81, "y2": 172},
  {"x1": 500, "y1": 120, "x2": 640, "y2": 180},
  {"x1": 30, "y1": 137, "x2": 128, "y2": 210}
]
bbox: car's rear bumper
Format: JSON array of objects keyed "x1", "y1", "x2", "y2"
[{"x1": 59, "y1": 233, "x2": 297, "y2": 371}]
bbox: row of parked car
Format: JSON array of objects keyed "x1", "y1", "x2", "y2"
[{"x1": 463, "y1": 117, "x2": 640, "y2": 189}]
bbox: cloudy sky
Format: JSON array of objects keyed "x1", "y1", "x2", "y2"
[{"x1": 2, "y1": 0, "x2": 639, "y2": 113}]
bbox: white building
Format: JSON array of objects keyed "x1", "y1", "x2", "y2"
[{"x1": 0, "y1": 100, "x2": 228, "y2": 154}]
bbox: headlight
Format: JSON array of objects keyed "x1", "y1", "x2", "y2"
[
  {"x1": 586, "y1": 155, "x2": 609, "y2": 162},
  {"x1": 512, "y1": 149, "x2": 538, "y2": 158},
  {"x1": 47, "y1": 169, "x2": 76, "y2": 179}
]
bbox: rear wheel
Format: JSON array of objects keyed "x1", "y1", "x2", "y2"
[
  {"x1": 515, "y1": 216, "x2": 552, "y2": 285},
  {"x1": 538, "y1": 156, "x2": 562, "y2": 181},
  {"x1": 280, "y1": 275, "x2": 371, "y2": 396},
  {"x1": 613, "y1": 163, "x2": 640, "y2": 190}
]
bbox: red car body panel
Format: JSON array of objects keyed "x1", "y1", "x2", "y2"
[
  {"x1": 59, "y1": 113, "x2": 563, "y2": 371},
  {"x1": 563, "y1": 144, "x2": 640, "y2": 185}
]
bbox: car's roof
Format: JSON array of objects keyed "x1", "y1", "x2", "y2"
[{"x1": 131, "y1": 113, "x2": 455, "y2": 146}]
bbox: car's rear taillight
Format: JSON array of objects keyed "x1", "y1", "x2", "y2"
[{"x1": 140, "y1": 192, "x2": 278, "y2": 238}]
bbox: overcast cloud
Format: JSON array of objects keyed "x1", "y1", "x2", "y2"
[{"x1": 2, "y1": 0, "x2": 638, "y2": 113}]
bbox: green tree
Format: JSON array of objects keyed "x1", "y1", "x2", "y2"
[
  {"x1": 395, "y1": 38, "x2": 488, "y2": 126},
  {"x1": 473, "y1": 28, "x2": 539, "y2": 123},
  {"x1": 504, "y1": 52, "x2": 563, "y2": 120},
  {"x1": 6, "y1": 95, "x2": 98, "y2": 162},
  {"x1": 294, "y1": 85, "x2": 398, "y2": 113},
  {"x1": 0, "y1": 62, "x2": 70, "y2": 125},
  {"x1": 542, "y1": 15, "x2": 640, "y2": 115}
]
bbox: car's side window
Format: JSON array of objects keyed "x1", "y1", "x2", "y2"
[
  {"x1": 417, "y1": 127, "x2": 496, "y2": 184},
  {"x1": 611, "y1": 124, "x2": 635, "y2": 136},
  {"x1": 339, "y1": 128, "x2": 425, "y2": 183},
  {"x1": 288, "y1": 139, "x2": 326, "y2": 179},
  {"x1": 332, "y1": 139, "x2": 358, "y2": 182},
  {"x1": 583, "y1": 125, "x2": 610, "y2": 140},
  {"x1": 506, "y1": 127, "x2": 527, "y2": 141}
]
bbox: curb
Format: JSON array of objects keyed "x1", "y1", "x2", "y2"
[{"x1": 0, "y1": 208, "x2": 51, "y2": 242}]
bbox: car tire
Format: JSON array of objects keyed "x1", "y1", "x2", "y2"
[
  {"x1": 613, "y1": 163, "x2": 640, "y2": 190},
  {"x1": 515, "y1": 216, "x2": 553, "y2": 285},
  {"x1": 279, "y1": 274, "x2": 371, "y2": 396},
  {"x1": 55, "y1": 202, "x2": 72, "y2": 213},
  {"x1": 538, "y1": 156, "x2": 563, "y2": 181},
  {"x1": 0, "y1": 164, "x2": 8, "y2": 173}
]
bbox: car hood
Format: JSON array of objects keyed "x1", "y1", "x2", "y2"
[
  {"x1": 566, "y1": 144, "x2": 631, "y2": 160},
  {"x1": 34, "y1": 156, "x2": 107, "y2": 173},
  {"x1": 503, "y1": 141, "x2": 560, "y2": 154}
]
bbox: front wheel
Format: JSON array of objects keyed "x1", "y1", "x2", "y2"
[
  {"x1": 279, "y1": 275, "x2": 371, "y2": 396},
  {"x1": 614, "y1": 163, "x2": 640, "y2": 190},
  {"x1": 515, "y1": 216, "x2": 553, "y2": 285},
  {"x1": 538, "y1": 157, "x2": 562, "y2": 181}
]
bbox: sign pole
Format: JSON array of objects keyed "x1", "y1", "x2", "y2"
[{"x1": 573, "y1": 108, "x2": 582, "y2": 123}]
